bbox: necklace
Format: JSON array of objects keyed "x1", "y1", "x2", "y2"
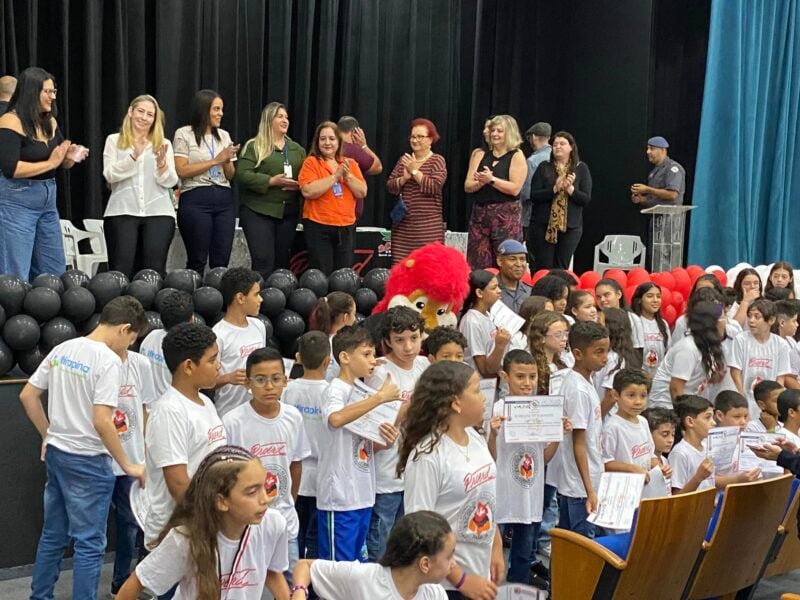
[{"x1": 448, "y1": 432, "x2": 471, "y2": 462}]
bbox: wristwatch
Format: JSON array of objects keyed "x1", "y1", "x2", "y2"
[
  {"x1": 490, "y1": 176, "x2": 496, "y2": 185},
  {"x1": 411, "y1": 169, "x2": 419, "y2": 176}
]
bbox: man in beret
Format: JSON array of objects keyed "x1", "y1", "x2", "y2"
[
  {"x1": 630, "y1": 136, "x2": 686, "y2": 207},
  {"x1": 496, "y1": 239, "x2": 531, "y2": 313}
]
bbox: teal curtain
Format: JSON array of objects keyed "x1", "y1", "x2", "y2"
[{"x1": 689, "y1": 0, "x2": 800, "y2": 267}]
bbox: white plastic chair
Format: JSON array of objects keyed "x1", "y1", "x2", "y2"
[
  {"x1": 593, "y1": 235, "x2": 645, "y2": 274},
  {"x1": 82, "y1": 219, "x2": 110, "y2": 259},
  {"x1": 59, "y1": 220, "x2": 107, "y2": 276}
]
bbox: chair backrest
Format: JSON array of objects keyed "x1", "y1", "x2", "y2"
[
  {"x1": 594, "y1": 235, "x2": 645, "y2": 273},
  {"x1": 59, "y1": 220, "x2": 77, "y2": 265},
  {"x1": 687, "y1": 474, "x2": 794, "y2": 599},
  {"x1": 764, "y1": 477, "x2": 800, "y2": 578},
  {"x1": 612, "y1": 487, "x2": 717, "y2": 599},
  {"x1": 82, "y1": 219, "x2": 107, "y2": 255}
]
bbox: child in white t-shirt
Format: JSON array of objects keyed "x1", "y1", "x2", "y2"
[
  {"x1": 19, "y1": 296, "x2": 147, "y2": 600},
  {"x1": 746, "y1": 380, "x2": 785, "y2": 433},
  {"x1": 641, "y1": 407, "x2": 677, "y2": 498},
  {"x1": 213, "y1": 268, "x2": 266, "y2": 416},
  {"x1": 144, "y1": 323, "x2": 228, "y2": 549},
  {"x1": 631, "y1": 282, "x2": 670, "y2": 376},
  {"x1": 138, "y1": 289, "x2": 194, "y2": 398},
  {"x1": 307, "y1": 291, "x2": 356, "y2": 382},
  {"x1": 423, "y1": 326, "x2": 467, "y2": 364},
  {"x1": 729, "y1": 299, "x2": 792, "y2": 419},
  {"x1": 594, "y1": 278, "x2": 645, "y2": 350},
  {"x1": 365, "y1": 307, "x2": 429, "y2": 562},
  {"x1": 400, "y1": 361, "x2": 502, "y2": 598},
  {"x1": 555, "y1": 321, "x2": 610, "y2": 539},
  {"x1": 317, "y1": 325, "x2": 400, "y2": 562},
  {"x1": 774, "y1": 300, "x2": 800, "y2": 386},
  {"x1": 489, "y1": 350, "x2": 569, "y2": 586},
  {"x1": 117, "y1": 446, "x2": 290, "y2": 599},
  {"x1": 459, "y1": 270, "x2": 511, "y2": 377},
  {"x1": 290, "y1": 511, "x2": 451, "y2": 600},
  {"x1": 596, "y1": 308, "x2": 641, "y2": 416},
  {"x1": 777, "y1": 389, "x2": 800, "y2": 447},
  {"x1": 714, "y1": 390, "x2": 750, "y2": 429},
  {"x1": 283, "y1": 331, "x2": 332, "y2": 560},
  {"x1": 223, "y1": 347, "x2": 311, "y2": 577}
]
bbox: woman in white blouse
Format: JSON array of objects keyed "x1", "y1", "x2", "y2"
[{"x1": 102, "y1": 95, "x2": 178, "y2": 277}]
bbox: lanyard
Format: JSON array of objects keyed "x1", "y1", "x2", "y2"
[
  {"x1": 206, "y1": 136, "x2": 216, "y2": 160},
  {"x1": 282, "y1": 142, "x2": 290, "y2": 165},
  {"x1": 218, "y1": 525, "x2": 250, "y2": 599}
]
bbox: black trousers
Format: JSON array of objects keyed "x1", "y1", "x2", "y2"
[
  {"x1": 104, "y1": 215, "x2": 175, "y2": 278},
  {"x1": 176, "y1": 185, "x2": 235, "y2": 273},
  {"x1": 239, "y1": 203, "x2": 300, "y2": 279},
  {"x1": 302, "y1": 219, "x2": 354, "y2": 275},
  {"x1": 531, "y1": 223, "x2": 583, "y2": 271}
]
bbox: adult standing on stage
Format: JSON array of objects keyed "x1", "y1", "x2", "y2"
[
  {"x1": 173, "y1": 89, "x2": 238, "y2": 273},
  {"x1": 464, "y1": 114, "x2": 527, "y2": 270},
  {"x1": 236, "y1": 102, "x2": 305, "y2": 279},
  {"x1": 386, "y1": 118, "x2": 447, "y2": 264},
  {"x1": 0, "y1": 67, "x2": 89, "y2": 280},
  {"x1": 529, "y1": 131, "x2": 592, "y2": 270},
  {"x1": 102, "y1": 95, "x2": 178, "y2": 278},
  {"x1": 0, "y1": 75, "x2": 16, "y2": 116},
  {"x1": 298, "y1": 121, "x2": 367, "y2": 274}
]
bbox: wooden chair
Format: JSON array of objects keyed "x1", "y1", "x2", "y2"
[
  {"x1": 763, "y1": 478, "x2": 800, "y2": 579},
  {"x1": 781, "y1": 594, "x2": 800, "y2": 600},
  {"x1": 684, "y1": 474, "x2": 794, "y2": 599},
  {"x1": 550, "y1": 487, "x2": 716, "y2": 599}
]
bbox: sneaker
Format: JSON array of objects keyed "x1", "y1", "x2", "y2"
[
  {"x1": 539, "y1": 541, "x2": 551, "y2": 557},
  {"x1": 529, "y1": 573, "x2": 550, "y2": 591},
  {"x1": 531, "y1": 561, "x2": 550, "y2": 580}
]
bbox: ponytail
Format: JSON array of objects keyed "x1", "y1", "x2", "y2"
[{"x1": 308, "y1": 291, "x2": 354, "y2": 334}]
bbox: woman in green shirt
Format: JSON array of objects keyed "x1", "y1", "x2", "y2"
[{"x1": 236, "y1": 102, "x2": 306, "y2": 278}]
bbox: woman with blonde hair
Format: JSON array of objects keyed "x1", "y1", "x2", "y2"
[
  {"x1": 236, "y1": 102, "x2": 306, "y2": 278},
  {"x1": 464, "y1": 114, "x2": 527, "y2": 269},
  {"x1": 103, "y1": 94, "x2": 178, "y2": 277}
]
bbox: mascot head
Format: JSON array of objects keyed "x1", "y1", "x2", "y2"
[{"x1": 372, "y1": 243, "x2": 470, "y2": 331}]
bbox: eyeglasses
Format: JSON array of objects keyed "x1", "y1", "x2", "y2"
[
  {"x1": 547, "y1": 331, "x2": 569, "y2": 340},
  {"x1": 248, "y1": 375, "x2": 286, "y2": 388},
  {"x1": 409, "y1": 135, "x2": 429, "y2": 141},
  {"x1": 42, "y1": 89, "x2": 57, "y2": 97}
]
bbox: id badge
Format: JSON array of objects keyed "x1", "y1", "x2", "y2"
[
  {"x1": 332, "y1": 182, "x2": 343, "y2": 197},
  {"x1": 283, "y1": 164, "x2": 293, "y2": 178},
  {"x1": 209, "y1": 165, "x2": 222, "y2": 180}
]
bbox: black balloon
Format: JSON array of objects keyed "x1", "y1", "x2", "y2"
[
  {"x1": 192, "y1": 312, "x2": 206, "y2": 326},
  {"x1": 266, "y1": 270, "x2": 298, "y2": 298},
  {"x1": 0, "y1": 338, "x2": 13, "y2": 376},
  {"x1": 126, "y1": 280, "x2": 158, "y2": 311},
  {"x1": 24, "y1": 287, "x2": 62, "y2": 322},
  {"x1": 203, "y1": 266, "x2": 228, "y2": 290},
  {"x1": 32, "y1": 273, "x2": 64, "y2": 295},
  {"x1": 206, "y1": 311, "x2": 225, "y2": 328},
  {"x1": 154, "y1": 287, "x2": 180, "y2": 313},
  {"x1": 362, "y1": 268, "x2": 390, "y2": 299},
  {"x1": 0, "y1": 274, "x2": 28, "y2": 316},
  {"x1": 165, "y1": 269, "x2": 198, "y2": 294},
  {"x1": 61, "y1": 287, "x2": 96, "y2": 322},
  {"x1": 287, "y1": 288, "x2": 318, "y2": 320},
  {"x1": 193, "y1": 286, "x2": 224, "y2": 319},
  {"x1": 16, "y1": 344, "x2": 46, "y2": 375},
  {"x1": 142, "y1": 311, "x2": 164, "y2": 338},
  {"x1": 255, "y1": 314, "x2": 274, "y2": 342},
  {"x1": 3, "y1": 314, "x2": 41, "y2": 351},
  {"x1": 298, "y1": 269, "x2": 328, "y2": 298},
  {"x1": 133, "y1": 268, "x2": 164, "y2": 290},
  {"x1": 61, "y1": 269, "x2": 90, "y2": 290},
  {"x1": 328, "y1": 268, "x2": 361, "y2": 295},
  {"x1": 0, "y1": 304, "x2": 6, "y2": 330},
  {"x1": 187, "y1": 269, "x2": 203, "y2": 290},
  {"x1": 107, "y1": 270, "x2": 130, "y2": 292},
  {"x1": 81, "y1": 313, "x2": 102, "y2": 335},
  {"x1": 88, "y1": 273, "x2": 122, "y2": 308},
  {"x1": 41, "y1": 317, "x2": 78, "y2": 351},
  {"x1": 274, "y1": 309, "x2": 305, "y2": 340},
  {"x1": 353, "y1": 287, "x2": 378, "y2": 316},
  {"x1": 259, "y1": 287, "x2": 286, "y2": 318}
]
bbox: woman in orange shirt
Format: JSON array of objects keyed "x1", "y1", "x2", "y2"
[{"x1": 299, "y1": 121, "x2": 367, "y2": 274}]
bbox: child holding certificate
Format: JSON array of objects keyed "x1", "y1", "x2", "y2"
[{"x1": 489, "y1": 350, "x2": 569, "y2": 587}]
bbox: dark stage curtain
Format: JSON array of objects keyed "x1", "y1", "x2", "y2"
[{"x1": 0, "y1": 0, "x2": 710, "y2": 272}]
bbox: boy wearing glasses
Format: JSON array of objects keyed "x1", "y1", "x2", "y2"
[
  {"x1": 212, "y1": 267, "x2": 266, "y2": 416},
  {"x1": 223, "y1": 347, "x2": 310, "y2": 578}
]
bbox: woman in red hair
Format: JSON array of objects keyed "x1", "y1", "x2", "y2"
[{"x1": 386, "y1": 118, "x2": 447, "y2": 264}]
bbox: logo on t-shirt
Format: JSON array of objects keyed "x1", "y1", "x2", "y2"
[
  {"x1": 510, "y1": 448, "x2": 536, "y2": 488},
  {"x1": 352, "y1": 437, "x2": 371, "y2": 472},
  {"x1": 50, "y1": 356, "x2": 91, "y2": 377},
  {"x1": 239, "y1": 343, "x2": 262, "y2": 358},
  {"x1": 631, "y1": 442, "x2": 653, "y2": 461},
  {"x1": 263, "y1": 464, "x2": 289, "y2": 501},
  {"x1": 645, "y1": 349, "x2": 658, "y2": 368},
  {"x1": 113, "y1": 404, "x2": 137, "y2": 442},
  {"x1": 208, "y1": 425, "x2": 226, "y2": 444},
  {"x1": 250, "y1": 442, "x2": 287, "y2": 458},
  {"x1": 463, "y1": 462, "x2": 496, "y2": 494},
  {"x1": 457, "y1": 492, "x2": 496, "y2": 544},
  {"x1": 750, "y1": 375, "x2": 765, "y2": 391},
  {"x1": 221, "y1": 567, "x2": 258, "y2": 591},
  {"x1": 748, "y1": 358, "x2": 773, "y2": 369}
]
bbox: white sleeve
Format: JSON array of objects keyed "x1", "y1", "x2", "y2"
[
  {"x1": 322, "y1": 385, "x2": 346, "y2": 428},
  {"x1": 668, "y1": 447, "x2": 694, "y2": 490},
  {"x1": 728, "y1": 335, "x2": 745, "y2": 370},
  {"x1": 291, "y1": 414, "x2": 312, "y2": 462},
  {"x1": 670, "y1": 347, "x2": 700, "y2": 382},
  {"x1": 93, "y1": 360, "x2": 122, "y2": 407},
  {"x1": 28, "y1": 348, "x2": 55, "y2": 389},
  {"x1": 135, "y1": 529, "x2": 190, "y2": 594},
  {"x1": 138, "y1": 360, "x2": 158, "y2": 407},
  {"x1": 310, "y1": 560, "x2": 361, "y2": 597},
  {"x1": 601, "y1": 420, "x2": 621, "y2": 464},
  {"x1": 564, "y1": 383, "x2": 591, "y2": 430},
  {"x1": 266, "y1": 518, "x2": 290, "y2": 572},
  {"x1": 775, "y1": 339, "x2": 793, "y2": 376},
  {"x1": 460, "y1": 314, "x2": 492, "y2": 357},
  {"x1": 629, "y1": 313, "x2": 645, "y2": 348},
  {"x1": 221, "y1": 413, "x2": 242, "y2": 445},
  {"x1": 403, "y1": 451, "x2": 441, "y2": 512},
  {"x1": 146, "y1": 406, "x2": 190, "y2": 469}
]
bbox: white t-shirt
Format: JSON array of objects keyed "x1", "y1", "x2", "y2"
[
  {"x1": 310, "y1": 561, "x2": 447, "y2": 600},
  {"x1": 492, "y1": 399, "x2": 546, "y2": 524},
  {"x1": 601, "y1": 414, "x2": 654, "y2": 472},
  {"x1": 366, "y1": 356, "x2": 429, "y2": 494},
  {"x1": 649, "y1": 336, "x2": 715, "y2": 408},
  {"x1": 671, "y1": 315, "x2": 742, "y2": 349},
  {"x1": 555, "y1": 369, "x2": 603, "y2": 498},
  {"x1": 29, "y1": 337, "x2": 122, "y2": 456},
  {"x1": 593, "y1": 350, "x2": 623, "y2": 400},
  {"x1": 172, "y1": 125, "x2": 234, "y2": 191},
  {"x1": 325, "y1": 334, "x2": 340, "y2": 382},
  {"x1": 628, "y1": 312, "x2": 645, "y2": 349},
  {"x1": 144, "y1": 388, "x2": 227, "y2": 546},
  {"x1": 669, "y1": 439, "x2": 713, "y2": 491},
  {"x1": 317, "y1": 378, "x2": 376, "y2": 511},
  {"x1": 642, "y1": 454, "x2": 672, "y2": 499},
  {"x1": 136, "y1": 511, "x2": 288, "y2": 599},
  {"x1": 212, "y1": 318, "x2": 267, "y2": 416},
  {"x1": 744, "y1": 418, "x2": 783, "y2": 434},
  {"x1": 223, "y1": 402, "x2": 311, "y2": 538},
  {"x1": 783, "y1": 336, "x2": 800, "y2": 382},
  {"x1": 641, "y1": 317, "x2": 669, "y2": 376},
  {"x1": 729, "y1": 332, "x2": 793, "y2": 418},
  {"x1": 404, "y1": 428, "x2": 497, "y2": 589},
  {"x1": 112, "y1": 352, "x2": 157, "y2": 476},
  {"x1": 283, "y1": 378, "x2": 329, "y2": 497},
  {"x1": 459, "y1": 309, "x2": 496, "y2": 370},
  {"x1": 139, "y1": 328, "x2": 171, "y2": 399}
]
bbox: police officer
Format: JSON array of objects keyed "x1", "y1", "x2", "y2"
[{"x1": 630, "y1": 136, "x2": 685, "y2": 206}]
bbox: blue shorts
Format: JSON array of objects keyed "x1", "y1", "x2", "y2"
[{"x1": 317, "y1": 507, "x2": 372, "y2": 562}]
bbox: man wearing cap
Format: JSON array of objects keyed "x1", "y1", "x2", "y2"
[
  {"x1": 520, "y1": 123, "x2": 553, "y2": 243},
  {"x1": 496, "y1": 239, "x2": 531, "y2": 312},
  {"x1": 630, "y1": 136, "x2": 686, "y2": 207}
]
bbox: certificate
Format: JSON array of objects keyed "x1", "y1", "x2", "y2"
[
  {"x1": 490, "y1": 300, "x2": 526, "y2": 336},
  {"x1": 503, "y1": 396, "x2": 564, "y2": 444},
  {"x1": 587, "y1": 472, "x2": 646, "y2": 530},
  {"x1": 496, "y1": 584, "x2": 547, "y2": 599},
  {"x1": 342, "y1": 380, "x2": 400, "y2": 444},
  {"x1": 480, "y1": 378, "x2": 497, "y2": 424},
  {"x1": 706, "y1": 426, "x2": 740, "y2": 475},
  {"x1": 739, "y1": 431, "x2": 785, "y2": 474}
]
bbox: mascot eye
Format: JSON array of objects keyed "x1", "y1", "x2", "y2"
[
  {"x1": 436, "y1": 307, "x2": 447, "y2": 316},
  {"x1": 415, "y1": 300, "x2": 426, "y2": 310}
]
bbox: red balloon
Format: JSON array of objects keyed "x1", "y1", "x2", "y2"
[
  {"x1": 652, "y1": 271, "x2": 676, "y2": 291},
  {"x1": 521, "y1": 272, "x2": 534, "y2": 286},
  {"x1": 659, "y1": 287, "x2": 672, "y2": 308},
  {"x1": 627, "y1": 270, "x2": 651, "y2": 287},
  {"x1": 485, "y1": 267, "x2": 499, "y2": 275},
  {"x1": 671, "y1": 268, "x2": 692, "y2": 295},
  {"x1": 579, "y1": 271, "x2": 602, "y2": 291},
  {"x1": 628, "y1": 267, "x2": 650, "y2": 279},
  {"x1": 712, "y1": 269, "x2": 727, "y2": 286},
  {"x1": 531, "y1": 269, "x2": 549, "y2": 286},
  {"x1": 663, "y1": 304, "x2": 677, "y2": 326},
  {"x1": 671, "y1": 290, "x2": 684, "y2": 309},
  {"x1": 604, "y1": 269, "x2": 628, "y2": 289},
  {"x1": 624, "y1": 285, "x2": 637, "y2": 305},
  {"x1": 686, "y1": 265, "x2": 705, "y2": 278}
]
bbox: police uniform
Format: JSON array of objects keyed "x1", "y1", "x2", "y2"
[{"x1": 645, "y1": 156, "x2": 686, "y2": 207}]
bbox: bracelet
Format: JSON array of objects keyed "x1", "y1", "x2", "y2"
[
  {"x1": 455, "y1": 571, "x2": 468, "y2": 589},
  {"x1": 361, "y1": 144, "x2": 368, "y2": 149},
  {"x1": 290, "y1": 585, "x2": 308, "y2": 597}
]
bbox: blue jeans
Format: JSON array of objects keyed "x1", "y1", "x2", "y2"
[
  {"x1": 296, "y1": 495, "x2": 318, "y2": 559},
  {"x1": 558, "y1": 494, "x2": 595, "y2": 539},
  {"x1": 30, "y1": 445, "x2": 116, "y2": 600},
  {"x1": 176, "y1": 185, "x2": 235, "y2": 272},
  {"x1": 111, "y1": 475, "x2": 141, "y2": 592},
  {"x1": 537, "y1": 483, "x2": 558, "y2": 546},
  {"x1": 367, "y1": 492, "x2": 404, "y2": 562},
  {"x1": 0, "y1": 175, "x2": 65, "y2": 281},
  {"x1": 506, "y1": 521, "x2": 542, "y2": 583}
]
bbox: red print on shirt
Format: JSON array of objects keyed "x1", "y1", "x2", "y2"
[
  {"x1": 250, "y1": 442, "x2": 287, "y2": 458},
  {"x1": 221, "y1": 567, "x2": 257, "y2": 590},
  {"x1": 463, "y1": 463, "x2": 496, "y2": 494},
  {"x1": 264, "y1": 471, "x2": 279, "y2": 498},
  {"x1": 118, "y1": 384, "x2": 136, "y2": 398},
  {"x1": 631, "y1": 442, "x2": 652, "y2": 460},
  {"x1": 113, "y1": 409, "x2": 128, "y2": 433},
  {"x1": 748, "y1": 358, "x2": 773, "y2": 369},
  {"x1": 239, "y1": 343, "x2": 262, "y2": 358},
  {"x1": 468, "y1": 502, "x2": 492, "y2": 535},
  {"x1": 518, "y1": 453, "x2": 533, "y2": 479},
  {"x1": 208, "y1": 425, "x2": 226, "y2": 444}
]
